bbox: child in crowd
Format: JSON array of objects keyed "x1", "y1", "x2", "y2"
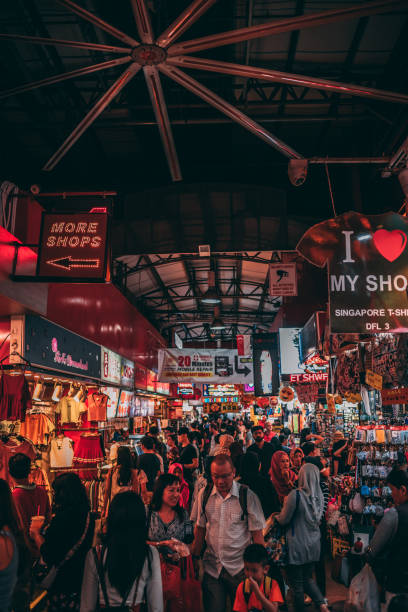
[{"x1": 233, "y1": 544, "x2": 283, "y2": 612}]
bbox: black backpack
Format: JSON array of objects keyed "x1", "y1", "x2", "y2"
[{"x1": 201, "y1": 482, "x2": 248, "y2": 521}]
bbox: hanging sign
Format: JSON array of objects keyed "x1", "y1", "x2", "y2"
[
  {"x1": 381, "y1": 388, "x2": 408, "y2": 405},
  {"x1": 297, "y1": 211, "x2": 408, "y2": 333},
  {"x1": 37, "y1": 213, "x2": 109, "y2": 281},
  {"x1": 269, "y1": 263, "x2": 297, "y2": 296},
  {"x1": 158, "y1": 348, "x2": 253, "y2": 383},
  {"x1": 344, "y1": 391, "x2": 362, "y2": 403},
  {"x1": 121, "y1": 357, "x2": 135, "y2": 389},
  {"x1": 236, "y1": 334, "x2": 251, "y2": 356},
  {"x1": 365, "y1": 369, "x2": 383, "y2": 390},
  {"x1": 287, "y1": 372, "x2": 328, "y2": 384},
  {"x1": 252, "y1": 333, "x2": 280, "y2": 396}
]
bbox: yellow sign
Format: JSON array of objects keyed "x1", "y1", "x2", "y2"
[
  {"x1": 344, "y1": 392, "x2": 362, "y2": 403},
  {"x1": 365, "y1": 369, "x2": 383, "y2": 390}
]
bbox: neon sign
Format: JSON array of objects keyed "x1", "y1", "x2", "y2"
[{"x1": 37, "y1": 213, "x2": 108, "y2": 281}]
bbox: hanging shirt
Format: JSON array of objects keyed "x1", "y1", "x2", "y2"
[
  {"x1": 19, "y1": 413, "x2": 55, "y2": 445},
  {"x1": 50, "y1": 437, "x2": 74, "y2": 468},
  {"x1": 86, "y1": 393, "x2": 108, "y2": 422},
  {"x1": 55, "y1": 397, "x2": 86, "y2": 424}
]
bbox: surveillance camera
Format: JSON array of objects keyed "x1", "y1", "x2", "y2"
[
  {"x1": 30, "y1": 184, "x2": 41, "y2": 195},
  {"x1": 288, "y1": 159, "x2": 308, "y2": 187}
]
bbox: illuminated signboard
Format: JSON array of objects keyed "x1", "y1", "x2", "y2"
[
  {"x1": 288, "y1": 372, "x2": 328, "y2": 384},
  {"x1": 101, "y1": 347, "x2": 121, "y2": 385},
  {"x1": 203, "y1": 384, "x2": 238, "y2": 397},
  {"x1": 244, "y1": 384, "x2": 255, "y2": 394},
  {"x1": 177, "y1": 383, "x2": 194, "y2": 396},
  {"x1": 117, "y1": 390, "x2": 134, "y2": 418},
  {"x1": 37, "y1": 213, "x2": 108, "y2": 281}
]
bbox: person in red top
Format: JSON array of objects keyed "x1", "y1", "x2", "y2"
[
  {"x1": 263, "y1": 421, "x2": 276, "y2": 444},
  {"x1": 233, "y1": 544, "x2": 283, "y2": 612},
  {"x1": 8, "y1": 453, "x2": 51, "y2": 544}
]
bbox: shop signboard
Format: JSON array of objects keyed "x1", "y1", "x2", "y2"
[
  {"x1": 244, "y1": 383, "x2": 254, "y2": 394},
  {"x1": 236, "y1": 334, "x2": 251, "y2": 356},
  {"x1": 269, "y1": 263, "x2": 297, "y2": 297},
  {"x1": 101, "y1": 347, "x2": 121, "y2": 385},
  {"x1": 158, "y1": 349, "x2": 253, "y2": 384},
  {"x1": 279, "y1": 328, "x2": 303, "y2": 375},
  {"x1": 286, "y1": 372, "x2": 328, "y2": 384},
  {"x1": 22, "y1": 314, "x2": 101, "y2": 379},
  {"x1": 120, "y1": 357, "x2": 135, "y2": 389},
  {"x1": 297, "y1": 211, "x2": 408, "y2": 333},
  {"x1": 100, "y1": 386, "x2": 120, "y2": 419},
  {"x1": 37, "y1": 212, "x2": 109, "y2": 281},
  {"x1": 203, "y1": 384, "x2": 238, "y2": 397},
  {"x1": 252, "y1": 333, "x2": 280, "y2": 397},
  {"x1": 365, "y1": 369, "x2": 383, "y2": 391},
  {"x1": 381, "y1": 388, "x2": 408, "y2": 405}
]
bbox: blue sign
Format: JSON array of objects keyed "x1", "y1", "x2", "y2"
[{"x1": 24, "y1": 314, "x2": 101, "y2": 379}]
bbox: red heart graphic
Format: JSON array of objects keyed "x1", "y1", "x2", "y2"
[{"x1": 373, "y1": 229, "x2": 407, "y2": 262}]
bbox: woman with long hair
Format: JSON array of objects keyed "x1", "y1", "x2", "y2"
[
  {"x1": 168, "y1": 464, "x2": 189, "y2": 510},
  {"x1": 30, "y1": 472, "x2": 95, "y2": 612},
  {"x1": 80, "y1": 491, "x2": 163, "y2": 611},
  {"x1": 272, "y1": 463, "x2": 329, "y2": 612},
  {"x1": 148, "y1": 474, "x2": 195, "y2": 612},
  {"x1": 0, "y1": 478, "x2": 29, "y2": 611},
  {"x1": 103, "y1": 445, "x2": 147, "y2": 516},
  {"x1": 270, "y1": 450, "x2": 297, "y2": 506}
]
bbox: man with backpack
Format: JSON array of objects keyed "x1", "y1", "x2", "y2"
[{"x1": 191, "y1": 454, "x2": 265, "y2": 612}]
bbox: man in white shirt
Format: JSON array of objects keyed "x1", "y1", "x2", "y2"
[{"x1": 191, "y1": 454, "x2": 265, "y2": 612}]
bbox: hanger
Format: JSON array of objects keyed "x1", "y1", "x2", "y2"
[{"x1": 0, "y1": 351, "x2": 31, "y2": 370}]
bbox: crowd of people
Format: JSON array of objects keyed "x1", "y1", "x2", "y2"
[{"x1": 0, "y1": 416, "x2": 408, "y2": 612}]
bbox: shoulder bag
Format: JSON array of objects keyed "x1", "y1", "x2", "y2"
[{"x1": 40, "y1": 512, "x2": 90, "y2": 590}]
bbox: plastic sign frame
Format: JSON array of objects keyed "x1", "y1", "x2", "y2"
[{"x1": 37, "y1": 212, "x2": 109, "y2": 282}]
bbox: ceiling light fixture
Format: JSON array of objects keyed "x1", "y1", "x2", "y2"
[
  {"x1": 201, "y1": 270, "x2": 221, "y2": 305},
  {"x1": 210, "y1": 306, "x2": 226, "y2": 331}
]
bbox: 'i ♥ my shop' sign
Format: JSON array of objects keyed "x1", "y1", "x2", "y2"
[{"x1": 296, "y1": 211, "x2": 408, "y2": 333}]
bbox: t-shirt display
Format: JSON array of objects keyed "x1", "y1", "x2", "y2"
[
  {"x1": 50, "y1": 436, "x2": 74, "y2": 468},
  {"x1": 297, "y1": 211, "x2": 408, "y2": 333},
  {"x1": 55, "y1": 396, "x2": 87, "y2": 424}
]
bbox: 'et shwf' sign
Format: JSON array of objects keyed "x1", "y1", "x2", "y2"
[{"x1": 37, "y1": 213, "x2": 108, "y2": 281}]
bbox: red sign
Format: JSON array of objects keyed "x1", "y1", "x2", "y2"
[
  {"x1": 37, "y1": 213, "x2": 108, "y2": 280},
  {"x1": 381, "y1": 388, "x2": 408, "y2": 405},
  {"x1": 289, "y1": 372, "x2": 328, "y2": 384}
]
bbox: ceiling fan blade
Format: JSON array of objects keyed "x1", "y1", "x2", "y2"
[
  {"x1": 143, "y1": 66, "x2": 182, "y2": 181},
  {"x1": 168, "y1": 55, "x2": 408, "y2": 105},
  {"x1": 55, "y1": 0, "x2": 139, "y2": 47},
  {"x1": 0, "y1": 32, "x2": 131, "y2": 53},
  {"x1": 168, "y1": 0, "x2": 405, "y2": 55},
  {"x1": 157, "y1": 0, "x2": 217, "y2": 48},
  {"x1": 43, "y1": 63, "x2": 141, "y2": 171},
  {"x1": 0, "y1": 57, "x2": 131, "y2": 100},
  {"x1": 159, "y1": 64, "x2": 302, "y2": 159},
  {"x1": 130, "y1": 0, "x2": 154, "y2": 43}
]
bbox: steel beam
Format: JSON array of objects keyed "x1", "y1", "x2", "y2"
[
  {"x1": 168, "y1": 0, "x2": 406, "y2": 56},
  {"x1": 0, "y1": 32, "x2": 131, "y2": 53},
  {"x1": 160, "y1": 64, "x2": 303, "y2": 159},
  {"x1": 143, "y1": 66, "x2": 182, "y2": 181},
  {"x1": 55, "y1": 0, "x2": 139, "y2": 47},
  {"x1": 130, "y1": 0, "x2": 154, "y2": 44},
  {"x1": 42, "y1": 63, "x2": 141, "y2": 171},
  {"x1": 0, "y1": 57, "x2": 131, "y2": 100},
  {"x1": 168, "y1": 56, "x2": 408, "y2": 105},
  {"x1": 157, "y1": 0, "x2": 217, "y2": 48}
]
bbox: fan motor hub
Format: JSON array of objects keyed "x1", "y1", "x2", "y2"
[{"x1": 131, "y1": 44, "x2": 167, "y2": 65}]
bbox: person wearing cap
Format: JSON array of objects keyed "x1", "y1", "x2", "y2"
[{"x1": 247, "y1": 426, "x2": 275, "y2": 478}]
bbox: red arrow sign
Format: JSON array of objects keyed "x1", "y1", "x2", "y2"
[{"x1": 46, "y1": 256, "x2": 100, "y2": 270}]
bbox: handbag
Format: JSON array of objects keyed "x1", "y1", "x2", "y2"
[
  {"x1": 160, "y1": 554, "x2": 182, "y2": 602},
  {"x1": 265, "y1": 490, "x2": 300, "y2": 566},
  {"x1": 40, "y1": 513, "x2": 90, "y2": 591},
  {"x1": 93, "y1": 547, "x2": 139, "y2": 611},
  {"x1": 179, "y1": 556, "x2": 201, "y2": 612}
]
